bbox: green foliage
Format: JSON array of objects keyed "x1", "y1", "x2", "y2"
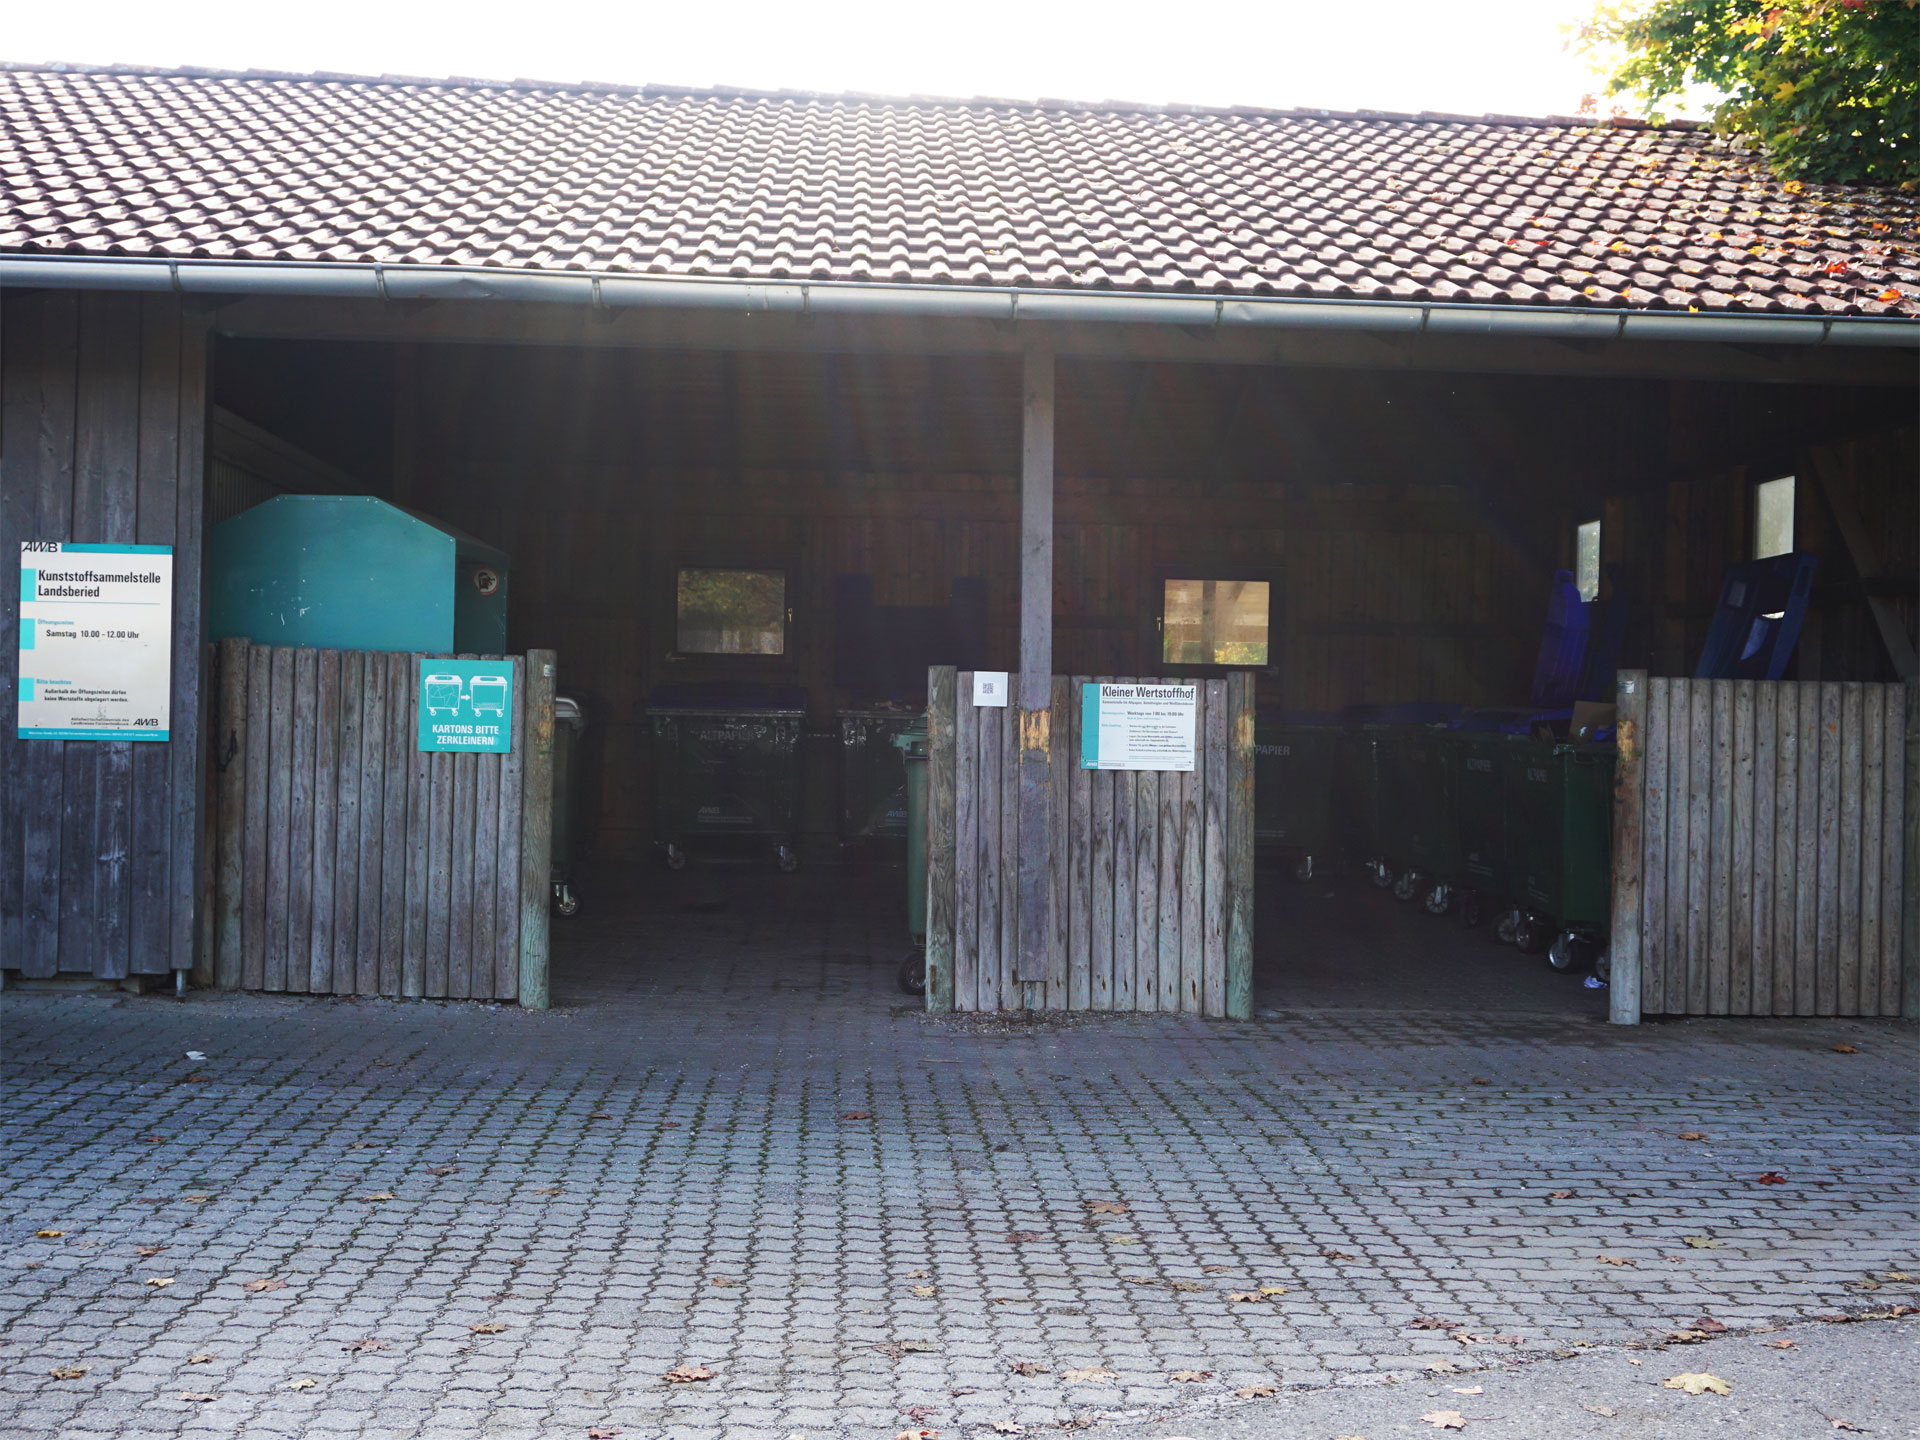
[{"x1": 1576, "y1": 0, "x2": 1919, "y2": 188}]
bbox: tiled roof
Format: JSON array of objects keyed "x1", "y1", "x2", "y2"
[{"x1": 3, "y1": 65, "x2": 1918, "y2": 317}]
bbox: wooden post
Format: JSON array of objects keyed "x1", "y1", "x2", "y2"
[
  {"x1": 213, "y1": 637, "x2": 248, "y2": 989},
  {"x1": 1903, "y1": 677, "x2": 1917, "y2": 1020},
  {"x1": 1015, "y1": 351, "x2": 1056, "y2": 985},
  {"x1": 1225, "y1": 670, "x2": 1255, "y2": 1019},
  {"x1": 926, "y1": 666, "x2": 957, "y2": 1014},
  {"x1": 518, "y1": 648, "x2": 557, "y2": 1009},
  {"x1": 1608, "y1": 670, "x2": 1647, "y2": 1024}
]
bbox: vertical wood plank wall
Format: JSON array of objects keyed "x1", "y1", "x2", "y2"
[
  {"x1": 924, "y1": 667, "x2": 1252, "y2": 1017},
  {"x1": 209, "y1": 639, "x2": 550, "y2": 1002},
  {"x1": 1615, "y1": 672, "x2": 1909, "y2": 1017},
  {"x1": 0, "y1": 290, "x2": 207, "y2": 980}
]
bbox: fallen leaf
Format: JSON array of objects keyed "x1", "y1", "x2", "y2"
[
  {"x1": 663, "y1": 1363, "x2": 714, "y2": 1382},
  {"x1": 910, "y1": 1285, "x2": 936, "y2": 1298},
  {"x1": 710, "y1": 1277, "x2": 741, "y2": 1288},
  {"x1": 1061, "y1": 1367, "x2": 1116, "y2": 1383},
  {"x1": 135, "y1": 1245, "x2": 165, "y2": 1257},
  {"x1": 242, "y1": 1278, "x2": 287, "y2": 1293},
  {"x1": 25, "y1": 1261, "x2": 41, "y2": 1269},
  {"x1": 468, "y1": 1322, "x2": 508, "y2": 1335},
  {"x1": 904, "y1": 1269, "x2": 929, "y2": 1279},
  {"x1": 342, "y1": 1338, "x2": 387, "y2": 1353},
  {"x1": 840, "y1": 1111, "x2": 872, "y2": 1121},
  {"x1": 181, "y1": 1193, "x2": 212, "y2": 1204},
  {"x1": 187, "y1": 1354, "x2": 215, "y2": 1364},
  {"x1": 1883, "y1": 1272, "x2": 1915, "y2": 1282},
  {"x1": 1234, "y1": 1382, "x2": 1278, "y2": 1397},
  {"x1": 1828, "y1": 1419, "x2": 1866, "y2": 1433},
  {"x1": 1085, "y1": 1200, "x2": 1129, "y2": 1215},
  {"x1": 49, "y1": 1366, "x2": 88, "y2": 1380},
  {"x1": 145, "y1": 1276, "x2": 175, "y2": 1288},
  {"x1": 1598, "y1": 1255, "x2": 1635, "y2": 1267},
  {"x1": 1421, "y1": 1411, "x2": 1467, "y2": 1430},
  {"x1": 1625, "y1": 1357, "x2": 1642, "y2": 1366},
  {"x1": 177, "y1": 1392, "x2": 220, "y2": 1403},
  {"x1": 1259, "y1": 1285, "x2": 1288, "y2": 1296},
  {"x1": 1693, "y1": 1316, "x2": 1728, "y2": 1334},
  {"x1": 1582, "y1": 1403, "x2": 1617, "y2": 1416},
  {"x1": 1766, "y1": 1338, "x2": 1795, "y2": 1348},
  {"x1": 1410, "y1": 1317, "x2": 1464, "y2": 1330},
  {"x1": 587, "y1": 1112, "x2": 612, "y2": 1120},
  {"x1": 1831, "y1": 1043, "x2": 1859, "y2": 1054},
  {"x1": 1228, "y1": 1291, "x2": 1264, "y2": 1303},
  {"x1": 1453, "y1": 1384, "x2": 1484, "y2": 1394},
  {"x1": 588, "y1": 1429, "x2": 623, "y2": 1438},
  {"x1": 35, "y1": 1229, "x2": 64, "y2": 1238},
  {"x1": 990, "y1": 1423, "x2": 1024, "y2": 1434},
  {"x1": 1321, "y1": 1249, "x2": 1353, "y2": 1260},
  {"x1": 427, "y1": 1165, "x2": 458, "y2": 1176},
  {"x1": 1664, "y1": 1372, "x2": 1731, "y2": 1396},
  {"x1": 1677, "y1": 1132, "x2": 1709, "y2": 1141},
  {"x1": 872, "y1": 1340, "x2": 937, "y2": 1357},
  {"x1": 139, "y1": 1135, "x2": 164, "y2": 1143},
  {"x1": 1757, "y1": 1172, "x2": 1788, "y2": 1185},
  {"x1": 285, "y1": 1377, "x2": 318, "y2": 1391},
  {"x1": 1424, "y1": 1359, "x2": 1459, "y2": 1373},
  {"x1": 903, "y1": 1405, "x2": 938, "y2": 1423},
  {"x1": 1008, "y1": 1361, "x2": 1045, "y2": 1376},
  {"x1": 1548, "y1": 1191, "x2": 1574, "y2": 1201},
  {"x1": 1202, "y1": 1265, "x2": 1230, "y2": 1274},
  {"x1": 1877, "y1": 288, "x2": 1903, "y2": 304},
  {"x1": 1006, "y1": 1231, "x2": 1041, "y2": 1244},
  {"x1": 1170, "y1": 1280, "x2": 1211, "y2": 1292},
  {"x1": 1683, "y1": 1237, "x2": 1726, "y2": 1249},
  {"x1": 1106, "y1": 1235, "x2": 1140, "y2": 1245},
  {"x1": 1169, "y1": 1369, "x2": 1213, "y2": 1382},
  {"x1": 893, "y1": 1431, "x2": 936, "y2": 1440},
  {"x1": 1848, "y1": 1280, "x2": 1880, "y2": 1291},
  {"x1": 531, "y1": 1186, "x2": 561, "y2": 1196},
  {"x1": 363, "y1": 1192, "x2": 395, "y2": 1202}
]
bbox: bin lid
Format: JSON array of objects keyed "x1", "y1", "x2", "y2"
[
  {"x1": 555, "y1": 695, "x2": 585, "y2": 729},
  {"x1": 648, "y1": 682, "x2": 808, "y2": 714}
]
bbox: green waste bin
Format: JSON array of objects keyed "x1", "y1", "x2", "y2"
[
  {"x1": 1254, "y1": 716, "x2": 1341, "y2": 880},
  {"x1": 893, "y1": 718, "x2": 929, "y2": 996},
  {"x1": 550, "y1": 696, "x2": 586, "y2": 916},
  {"x1": 1339, "y1": 725, "x2": 1394, "y2": 888},
  {"x1": 1506, "y1": 739, "x2": 1615, "y2": 966},
  {"x1": 647, "y1": 685, "x2": 808, "y2": 871},
  {"x1": 838, "y1": 708, "x2": 921, "y2": 845},
  {"x1": 1441, "y1": 728, "x2": 1525, "y2": 928},
  {"x1": 1378, "y1": 725, "x2": 1460, "y2": 910}
]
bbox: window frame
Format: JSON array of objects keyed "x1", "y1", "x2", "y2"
[
  {"x1": 1574, "y1": 518, "x2": 1603, "y2": 603},
  {"x1": 1753, "y1": 474, "x2": 1796, "y2": 560},
  {"x1": 668, "y1": 560, "x2": 796, "y2": 665},
  {"x1": 1150, "y1": 565, "x2": 1279, "y2": 675}
]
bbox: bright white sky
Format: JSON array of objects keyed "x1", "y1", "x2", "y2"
[{"x1": 5, "y1": 0, "x2": 1643, "y2": 120}]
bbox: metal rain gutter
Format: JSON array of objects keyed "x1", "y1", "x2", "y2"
[{"x1": 1, "y1": 255, "x2": 1915, "y2": 348}]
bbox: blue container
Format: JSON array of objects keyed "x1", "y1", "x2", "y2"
[{"x1": 208, "y1": 496, "x2": 509, "y2": 654}]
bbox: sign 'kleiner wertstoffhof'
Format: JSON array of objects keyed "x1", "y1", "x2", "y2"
[
  {"x1": 1080, "y1": 681, "x2": 1197, "y2": 772},
  {"x1": 417, "y1": 659, "x2": 515, "y2": 753},
  {"x1": 17, "y1": 541, "x2": 173, "y2": 741}
]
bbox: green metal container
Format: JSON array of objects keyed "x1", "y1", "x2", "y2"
[
  {"x1": 647, "y1": 689, "x2": 807, "y2": 870},
  {"x1": 893, "y1": 720, "x2": 929, "y2": 944},
  {"x1": 1254, "y1": 717, "x2": 1341, "y2": 878},
  {"x1": 549, "y1": 696, "x2": 586, "y2": 915},
  {"x1": 1338, "y1": 725, "x2": 1392, "y2": 883},
  {"x1": 1444, "y1": 729, "x2": 1522, "y2": 904},
  {"x1": 1379, "y1": 724, "x2": 1460, "y2": 891},
  {"x1": 1509, "y1": 740, "x2": 1615, "y2": 932},
  {"x1": 838, "y1": 709, "x2": 921, "y2": 843}
]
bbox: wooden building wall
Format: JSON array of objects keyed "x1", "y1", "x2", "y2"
[{"x1": 0, "y1": 290, "x2": 208, "y2": 977}]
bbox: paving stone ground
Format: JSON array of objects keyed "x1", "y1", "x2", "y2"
[{"x1": 2, "y1": 863, "x2": 1916, "y2": 1440}]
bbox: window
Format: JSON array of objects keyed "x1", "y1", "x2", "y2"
[
  {"x1": 1755, "y1": 475, "x2": 1795, "y2": 559},
  {"x1": 1162, "y1": 579, "x2": 1269, "y2": 666},
  {"x1": 676, "y1": 568, "x2": 786, "y2": 655},
  {"x1": 1575, "y1": 519, "x2": 1602, "y2": 603}
]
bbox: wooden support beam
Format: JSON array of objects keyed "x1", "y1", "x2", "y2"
[
  {"x1": 517, "y1": 648, "x2": 557, "y2": 1009},
  {"x1": 1608, "y1": 669, "x2": 1648, "y2": 1024},
  {"x1": 1904, "y1": 677, "x2": 1917, "y2": 1020},
  {"x1": 1016, "y1": 350, "x2": 1054, "y2": 984},
  {"x1": 926, "y1": 665, "x2": 957, "y2": 1014},
  {"x1": 1804, "y1": 451, "x2": 1919, "y2": 680}
]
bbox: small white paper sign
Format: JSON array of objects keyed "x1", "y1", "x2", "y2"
[{"x1": 972, "y1": 671, "x2": 1009, "y2": 707}]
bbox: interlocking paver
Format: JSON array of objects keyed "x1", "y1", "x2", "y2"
[{"x1": 2, "y1": 867, "x2": 1916, "y2": 1439}]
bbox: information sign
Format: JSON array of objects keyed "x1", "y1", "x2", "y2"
[
  {"x1": 1079, "y1": 681, "x2": 1197, "y2": 772},
  {"x1": 17, "y1": 541, "x2": 173, "y2": 741},
  {"x1": 417, "y1": 659, "x2": 515, "y2": 753}
]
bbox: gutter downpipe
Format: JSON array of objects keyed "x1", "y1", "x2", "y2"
[{"x1": 1, "y1": 255, "x2": 1915, "y2": 348}]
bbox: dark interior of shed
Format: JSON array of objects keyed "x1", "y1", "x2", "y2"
[{"x1": 205, "y1": 334, "x2": 1915, "y2": 1010}]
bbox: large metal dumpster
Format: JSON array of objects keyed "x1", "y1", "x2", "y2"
[
  {"x1": 837, "y1": 707, "x2": 921, "y2": 846},
  {"x1": 1378, "y1": 724, "x2": 1460, "y2": 911},
  {"x1": 550, "y1": 696, "x2": 586, "y2": 915},
  {"x1": 647, "y1": 685, "x2": 808, "y2": 870},
  {"x1": 1254, "y1": 714, "x2": 1341, "y2": 880},
  {"x1": 894, "y1": 718, "x2": 930, "y2": 995},
  {"x1": 1339, "y1": 724, "x2": 1393, "y2": 888},
  {"x1": 1506, "y1": 739, "x2": 1614, "y2": 968},
  {"x1": 1440, "y1": 727, "x2": 1522, "y2": 929}
]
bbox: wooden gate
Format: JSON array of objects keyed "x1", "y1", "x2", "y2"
[
  {"x1": 1610, "y1": 672, "x2": 1914, "y2": 1019},
  {"x1": 208, "y1": 639, "x2": 555, "y2": 1004},
  {"x1": 923, "y1": 668, "x2": 1254, "y2": 1017}
]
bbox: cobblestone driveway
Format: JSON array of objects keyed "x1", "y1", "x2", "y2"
[{"x1": 3, "y1": 869, "x2": 1916, "y2": 1439}]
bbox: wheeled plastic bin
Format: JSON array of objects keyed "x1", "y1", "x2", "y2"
[
  {"x1": 837, "y1": 708, "x2": 921, "y2": 845},
  {"x1": 1338, "y1": 724, "x2": 1393, "y2": 887},
  {"x1": 1378, "y1": 724, "x2": 1460, "y2": 910},
  {"x1": 550, "y1": 696, "x2": 586, "y2": 915},
  {"x1": 647, "y1": 685, "x2": 808, "y2": 871},
  {"x1": 1506, "y1": 739, "x2": 1614, "y2": 968},
  {"x1": 893, "y1": 718, "x2": 930, "y2": 995},
  {"x1": 1440, "y1": 727, "x2": 1522, "y2": 929},
  {"x1": 1254, "y1": 714, "x2": 1341, "y2": 881}
]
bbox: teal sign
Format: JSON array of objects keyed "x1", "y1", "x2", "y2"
[{"x1": 417, "y1": 660, "x2": 514, "y2": 753}]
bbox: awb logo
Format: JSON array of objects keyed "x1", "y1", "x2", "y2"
[{"x1": 1527, "y1": 767, "x2": 1549, "y2": 784}]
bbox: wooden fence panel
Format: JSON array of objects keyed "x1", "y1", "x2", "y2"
[
  {"x1": 207, "y1": 641, "x2": 547, "y2": 1002},
  {"x1": 926, "y1": 673, "x2": 1244, "y2": 1016},
  {"x1": 1615, "y1": 674, "x2": 1907, "y2": 1019}
]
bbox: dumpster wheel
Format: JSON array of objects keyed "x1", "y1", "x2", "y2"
[
  {"x1": 1494, "y1": 907, "x2": 1523, "y2": 945},
  {"x1": 1422, "y1": 882, "x2": 1452, "y2": 916},
  {"x1": 552, "y1": 883, "x2": 579, "y2": 918},
  {"x1": 776, "y1": 844, "x2": 800, "y2": 873},
  {"x1": 898, "y1": 949, "x2": 927, "y2": 996},
  {"x1": 1548, "y1": 931, "x2": 1597, "y2": 973},
  {"x1": 1459, "y1": 890, "x2": 1485, "y2": 928},
  {"x1": 1367, "y1": 859, "x2": 1394, "y2": 889},
  {"x1": 1515, "y1": 915, "x2": 1550, "y2": 955},
  {"x1": 1293, "y1": 854, "x2": 1315, "y2": 883},
  {"x1": 665, "y1": 844, "x2": 688, "y2": 871},
  {"x1": 1392, "y1": 869, "x2": 1421, "y2": 903}
]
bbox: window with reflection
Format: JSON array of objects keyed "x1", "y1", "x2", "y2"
[
  {"x1": 1162, "y1": 579, "x2": 1269, "y2": 666},
  {"x1": 676, "y1": 568, "x2": 786, "y2": 654}
]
